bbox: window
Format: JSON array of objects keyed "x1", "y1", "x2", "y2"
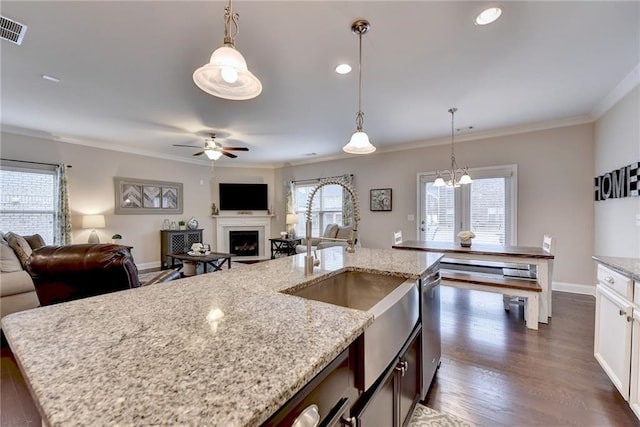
[
  {"x1": 418, "y1": 165, "x2": 517, "y2": 245},
  {"x1": 0, "y1": 166, "x2": 57, "y2": 244},
  {"x1": 292, "y1": 182, "x2": 343, "y2": 238}
]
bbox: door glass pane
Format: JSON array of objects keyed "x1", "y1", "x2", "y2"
[
  {"x1": 424, "y1": 183, "x2": 455, "y2": 242},
  {"x1": 470, "y1": 177, "x2": 505, "y2": 244}
]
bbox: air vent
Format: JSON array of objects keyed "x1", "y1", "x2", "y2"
[{"x1": 1, "y1": 16, "x2": 27, "y2": 45}]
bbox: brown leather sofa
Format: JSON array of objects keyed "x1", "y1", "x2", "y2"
[{"x1": 27, "y1": 244, "x2": 180, "y2": 306}]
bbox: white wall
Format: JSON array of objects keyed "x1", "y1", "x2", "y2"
[
  {"x1": 594, "y1": 85, "x2": 640, "y2": 258},
  {"x1": 277, "y1": 123, "x2": 595, "y2": 288}
]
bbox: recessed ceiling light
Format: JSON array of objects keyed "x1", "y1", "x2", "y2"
[
  {"x1": 41, "y1": 74, "x2": 60, "y2": 83},
  {"x1": 335, "y1": 64, "x2": 352, "y2": 74},
  {"x1": 475, "y1": 7, "x2": 502, "y2": 25}
]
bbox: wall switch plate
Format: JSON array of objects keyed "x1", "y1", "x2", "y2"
[{"x1": 408, "y1": 214, "x2": 415, "y2": 221}]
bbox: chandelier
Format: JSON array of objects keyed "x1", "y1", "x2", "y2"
[
  {"x1": 433, "y1": 108, "x2": 472, "y2": 188},
  {"x1": 192, "y1": 0, "x2": 262, "y2": 101},
  {"x1": 343, "y1": 19, "x2": 376, "y2": 154}
]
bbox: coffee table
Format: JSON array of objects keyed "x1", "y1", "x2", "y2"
[{"x1": 168, "y1": 252, "x2": 232, "y2": 275}]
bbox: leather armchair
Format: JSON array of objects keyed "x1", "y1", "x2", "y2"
[{"x1": 26, "y1": 244, "x2": 179, "y2": 306}]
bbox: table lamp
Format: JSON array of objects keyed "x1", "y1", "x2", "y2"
[
  {"x1": 82, "y1": 214, "x2": 105, "y2": 243},
  {"x1": 286, "y1": 214, "x2": 298, "y2": 238}
]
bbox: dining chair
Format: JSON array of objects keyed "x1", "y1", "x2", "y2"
[
  {"x1": 393, "y1": 230, "x2": 403, "y2": 246},
  {"x1": 503, "y1": 235, "x2": 555, "y2": 311}
]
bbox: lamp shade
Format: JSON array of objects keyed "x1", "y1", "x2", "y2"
[
  {"x1": 193, "y1": 45, "x2": 262, "y2": 101},
  {"x1": 286, "y1": 214, "x2": 299, "y2": 225},
  {"x1": 82, "y1": 215, "x2": 105, "y2": 229},
  {"x1": 343, "y1": 131, "x2": 376, "y2": 154}
]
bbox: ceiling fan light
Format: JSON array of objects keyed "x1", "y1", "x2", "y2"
[
  {"x1": 343, "y1": 131, "x2": 376, "y2": 154},
  {"x1": 204, "y1": 149, "x2": 223, "y2": 160},
  {"x1": 193, "y1": 45, "x2": 262, "y2": 100}
]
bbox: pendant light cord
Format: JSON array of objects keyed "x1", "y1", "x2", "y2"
[
  {"x1": 223, "y1": 0, "x2": 239, "y2": 45},
  {"x1": 355, "y1": 28, "x2": 364, "y2": 131}
]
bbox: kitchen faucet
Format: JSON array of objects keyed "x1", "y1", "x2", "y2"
[{"x1": 304, "y1": 178, "x2": 361, "y2": 275}]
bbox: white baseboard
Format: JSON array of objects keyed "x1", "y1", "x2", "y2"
[
  {"x1": 137, "y1": 261, "x2": 161, "y2": 272},
  {"x1": 553, "y1": 281, "x2": 595, "y2": 297}
]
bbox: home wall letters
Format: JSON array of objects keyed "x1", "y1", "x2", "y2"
[{"x1": 594, "y1": 162, "x2": 639, "y2": 201}]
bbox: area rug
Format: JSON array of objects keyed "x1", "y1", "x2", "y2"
[{"x1": 408, "y1": 403, "x2": 475, "y2": 427}]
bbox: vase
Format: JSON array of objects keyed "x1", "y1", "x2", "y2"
[
  {"x1": 460, "y1": 240, "x2": 472, "y2": 247},
  {"x1": 187, "y1": 217, "x2": 199, "y2": 230}
]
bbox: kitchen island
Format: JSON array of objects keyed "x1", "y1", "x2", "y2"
[{"x1": 2, "y1": 247, "x2": 442, "y2": 426}]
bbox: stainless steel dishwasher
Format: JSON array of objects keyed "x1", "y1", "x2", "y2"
[{"x1": 421, "y1": 267, "x2": 441, "y2": 397}]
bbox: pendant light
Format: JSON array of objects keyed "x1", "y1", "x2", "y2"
[
  {"x1": 433, "y1": 108, "x2": 472, "y2": 188},
  {"x1": 193, "y1": 0, "x2": 262, "y2": 101},
  {"x1": 343, "y1": 19, "x2": 376, "y2": 154}
]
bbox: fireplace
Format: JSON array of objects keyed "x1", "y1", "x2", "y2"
[
  {"x1": 214, "y1": 215, "x2": 271, "y2": 261},
  {"x1": 229, "y1": 231, "x2": 259, "y2": 257}
]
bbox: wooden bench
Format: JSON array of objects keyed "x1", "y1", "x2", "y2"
[{"x1": 441, "y1": 269, "x2": 542, "y2": 330}]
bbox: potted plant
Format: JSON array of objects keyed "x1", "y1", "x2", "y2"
[
  {"x1": 178, "y1": 220, "x2": 186, "y2": 230},
  {"x1": 457, "y1": 231, "x2": 476, "y2": 247},
  {"x1": 111, "y1": 233, "x2": 122, "y2": 244}
]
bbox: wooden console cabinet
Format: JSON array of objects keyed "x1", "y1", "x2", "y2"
[{"x1": 160, "y1": 229, "x2": 202, "y2": 269}]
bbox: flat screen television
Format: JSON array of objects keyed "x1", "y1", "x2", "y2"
[{"x1": 219, "y1": 183, "x2": 268, "y2": 211}]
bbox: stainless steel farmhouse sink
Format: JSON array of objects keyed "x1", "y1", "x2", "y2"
[{"x1": 285, "y1": 270, "x2": 419, "y2": 391}]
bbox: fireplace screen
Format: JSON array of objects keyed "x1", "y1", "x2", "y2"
[{"x1": 229, "y1": 231, "x2": 259, "y2": 256}]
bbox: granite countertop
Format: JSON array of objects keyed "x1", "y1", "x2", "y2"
[
  {"x1": 592, "y1": 255, "x2": 640, "y2": 282},
  {"x1": 2, "y1": 247, "x2": 442, "y2": 427}
]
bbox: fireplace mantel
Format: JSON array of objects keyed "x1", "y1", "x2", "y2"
[{"x1": 213, "y1": 215, "x2": 273, "y2": 261}]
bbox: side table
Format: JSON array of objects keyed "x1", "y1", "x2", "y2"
[{"x1": 269, "y1": 238, "x2": 302, "y2": 259}]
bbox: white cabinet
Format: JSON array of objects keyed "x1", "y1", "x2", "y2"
[
  {"x1": 630, "y1": 287, "x2": 640, "y2": 418},
  {"x1": 594, "y1": 283, "x2": 633, "y2": 399}
]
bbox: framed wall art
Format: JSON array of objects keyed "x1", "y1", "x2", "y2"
[
  {"x1": 114, "y1": 177, "x2": 183, "y2": 214},
  {"x1": 370, "y1": 188, "x2": 392, "y2": 212}
]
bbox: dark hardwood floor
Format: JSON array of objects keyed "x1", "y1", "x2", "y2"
[
  {"x1": 424, "y1": 288, "x2": 640, "y2": 426},
  {"x1": 1, "y1": 289, "x2": 638, "y2": 426}
]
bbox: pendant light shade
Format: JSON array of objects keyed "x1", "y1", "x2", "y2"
[
  {"x1": 343, "y1": 19, "x2": 376, "y2": 155},
  {"x1": 193, "y1": 0, "x2": 262, "y2": 101},
  {"x1": 345, "y1": 131, "x2": 376, "y2": 154}
]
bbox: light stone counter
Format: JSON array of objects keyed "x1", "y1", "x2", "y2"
[
  {"x1": 2, "y1": 247, "x2": 442, "y2": 426},
  {"x1": 592, "y1": 255, "x2": 640, "y2": 282}
]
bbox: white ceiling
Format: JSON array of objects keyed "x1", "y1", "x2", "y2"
[{"x1": 1, "y1": 1, "x2": 639, "y2": 168}]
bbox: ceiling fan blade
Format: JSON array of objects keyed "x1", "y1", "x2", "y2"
[
  {"x1": 193, "y1": 151, "x2": 205, "y2": 156},
  {"x1": 222, "y1": 151, "x2": 238, "y2": 159},
  {"x1": 221, "y1": 147, "x2": 249, "y2": 151},
  {"x1": 173, "y1": 144, "x2": 202, "y2": 148}
]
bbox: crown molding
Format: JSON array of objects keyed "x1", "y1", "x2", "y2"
[{"x1": 590, "y1": 63, "x2": 640, "y2": 119}]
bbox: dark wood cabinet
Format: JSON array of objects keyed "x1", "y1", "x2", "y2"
[
  {"x1": 355, "y1": 325, "x2": 422, "y2": 427},
  {"x1": 261, "y1": 344, "x2": 358, "y2": 426},
  {"x1": 160, "y1": 229, "x2": 202, "y2": 269}
]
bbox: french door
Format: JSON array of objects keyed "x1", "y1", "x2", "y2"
[{"x1": 417, "y1": 165, "x2": 517, "y2": 246}]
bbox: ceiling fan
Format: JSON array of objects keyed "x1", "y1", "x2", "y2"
[{"x1": 173, "y1": 133, "x2": 249, "y2": 160}]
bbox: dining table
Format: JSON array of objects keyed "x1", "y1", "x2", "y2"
[{"x1": 393, "y1": 240, "x2": 555, "y2": 324}]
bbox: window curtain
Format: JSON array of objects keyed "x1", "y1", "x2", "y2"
[
  {"x1": 341, "y1": 174, "x2": 355, "y2": 226},
  {"x1": 54, "y1": 164, "x2": 72, "y2": 245},
  {"x1": 285, "y1": 180, "x2": 295, "y2": 215}
]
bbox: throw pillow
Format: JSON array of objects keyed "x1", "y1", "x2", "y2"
[
  {"x1": 336, "y1": 226, "x2": 353, "y2": 240},
  {"x1": 24, "y1": 234, "x2": 46, "y2": 250},
  {"x1": 323, "y1": 224, "x2": 340, "y2": 239},
  {"x1": 5, "y1": 232, "x2": 33, "y2": 268},
  {"x1": 0, "y1": 241, "x2": 23, "y2": 272}
]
